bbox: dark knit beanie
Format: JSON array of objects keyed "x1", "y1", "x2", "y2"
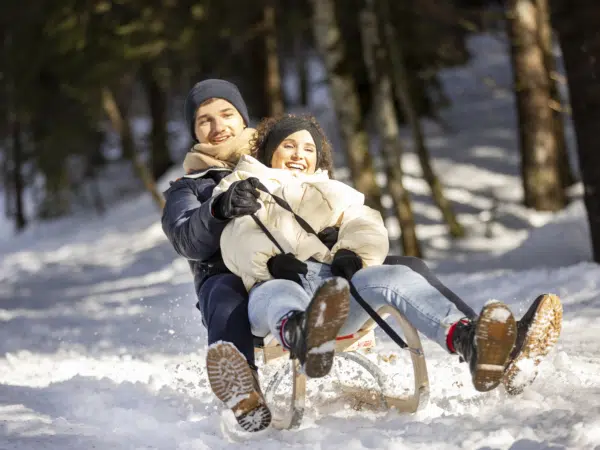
[
  {"x1": 184, "y1": 79, "x2": 250, "y2": 142},
  {"x1": 258, "y1": 116, "x2": 323, "y2": 168}
]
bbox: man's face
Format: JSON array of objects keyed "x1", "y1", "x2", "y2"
[{"x1": 194, "y1": 98, "x2": 245, "y2": 145}]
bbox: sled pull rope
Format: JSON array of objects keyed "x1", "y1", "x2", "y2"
[{"x1": 250, "y1": 182, "x2": 419, "y2": 354}]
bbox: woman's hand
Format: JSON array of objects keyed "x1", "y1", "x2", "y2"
[
  {"x1": 267, "y1": 253, "x2": 308, "y2": 285},
  {"x1": 331, "y1": 249, "x2": 363, "y2": 280},
  {"x1": 317, "y1": 226, "x2": 339, "y2": 250}
]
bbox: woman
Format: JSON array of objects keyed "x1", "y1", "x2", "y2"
[
  {"x1": 214, "y1": 114, "x2": 391, "y2": 379},
  {"x1": 209, "y1": 114, "x2": 562, "y2": 430}
]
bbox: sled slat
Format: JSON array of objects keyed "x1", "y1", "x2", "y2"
[{"x1": 257, "y1": 328, "x2": 377, "y2": 364}]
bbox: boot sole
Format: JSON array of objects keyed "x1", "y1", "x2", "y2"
[
  {"x1": 473, "y1": 302, "x2": 517, "y2": 392},
  {"x1": 206, "y1": 342, "x2": 271, "y2": 432},
  {"x1": 303, "y1": 278, "x2": 351, "y2": 378},
  {"x1": 503, "y1": 294, "x2": 563, "y2": 395}
]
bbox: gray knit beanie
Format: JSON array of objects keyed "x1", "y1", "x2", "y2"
[{"x1": 184, "y1": 79, "x2": 250, "y2": 142}]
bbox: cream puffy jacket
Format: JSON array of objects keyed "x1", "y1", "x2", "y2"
[{"x1": 213, "y1": 155, "x2": 389, "y2": 291}]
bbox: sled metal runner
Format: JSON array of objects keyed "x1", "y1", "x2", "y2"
[{"x1": 254, "y1": 306, "x2": 430, "y2": 430}]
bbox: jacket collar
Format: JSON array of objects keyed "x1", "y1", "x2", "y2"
[{"x1": 183, "y1": 167, "x2": 232, "y2": 179}]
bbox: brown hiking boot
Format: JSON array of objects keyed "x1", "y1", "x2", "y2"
[
  {"x1": 503, "y1": 294, "x2": 563, "y2": 395},
  {"x1": 279, "y1": 277, "x2": 350, "y2": 378},
  {"x1": 453, "y1": 301, "x2": 517, "y2": 392},
  {"x1": 206, "y1": 341, "x2": 271, "y2": 432}
]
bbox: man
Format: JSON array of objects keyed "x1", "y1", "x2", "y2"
[{"x1": 161, "y1": 79, "x2": 271, "y2": 432}]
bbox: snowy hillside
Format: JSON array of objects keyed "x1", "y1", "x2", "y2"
[{"x1": 1, "y1": 34, "x2": 600, "y2": 449}]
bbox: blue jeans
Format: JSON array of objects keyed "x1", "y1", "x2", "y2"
[{"x1": 248, "y1": 260, "x2": 466, "y2": 351}]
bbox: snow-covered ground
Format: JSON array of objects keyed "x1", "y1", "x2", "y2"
[{"x1": 1, "y1": 34, "x2": 600, "y2": 449}]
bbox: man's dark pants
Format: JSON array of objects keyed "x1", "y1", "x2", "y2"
[{"x1": 197, "y1": 273, "x2": 256, "y2": 367}]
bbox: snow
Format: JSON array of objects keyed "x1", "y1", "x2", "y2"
[
  {"x1": 315, "y1": 302, "x2": 327, "y2": 327},
  {"x1": 226, "y1": 394, "x2": 250, "y2": 410},
  {"x1": 308, "y1": 341, "x2": 336, "y2": 355},
  {"x1": 511, "y1": 358, "x2": 537, "y2": 388},
  {"x1": 1, "y1": 33, "x2": 600, "y2": 449},
  {"x1": 483, "y1": 302, "x2": 513, "y2": 323}
]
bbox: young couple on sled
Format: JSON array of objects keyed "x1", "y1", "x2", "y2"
[{"x1": 161, "y1": 79, "x2": 563, "y2": 432}]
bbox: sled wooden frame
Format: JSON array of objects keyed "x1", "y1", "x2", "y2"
[{"x1": 254, "y1": 306, "x2": 430, "y2": 430}]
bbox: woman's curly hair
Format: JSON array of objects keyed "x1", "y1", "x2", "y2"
[{"x1": 250, "y1": 113, "x2": 334, "y2": 175}]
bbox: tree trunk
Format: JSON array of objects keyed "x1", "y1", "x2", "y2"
[
  {"x1": 536, "y1": 0, "x2": 575, "y2": 190},
  {"x1": 551, "y1": 0, "x2": 600, "y2": 262},
  {"x1": 3, "y1": 155, "x2": 11, "y2": 218},
  {"x1": 360, "y1": 5, "x2": 422, "y2": 257},
  {"x1": 310, "y1": 0, "x2": 384, "y2": 213},
  {"x1": 378, "y1": 0, "x2": 465, "y2": 238},
  {"x1": 85, "y1": 132, "x2": 106, "y2": 216},
  {"x1": 101, "y1": 87, "x2": 165, "y2": 209},
  {"x1": 294, "y1": 33, "x2": 309, "y2": 108},
  {"x1": 87, "y1": 175, "x2": 106, "y2": 216},
  {"x1": 264, "y1": 0, "x2": 284, "y2": 116},
  {"x1": 11, "y1": 116, "x2": 26, "y2": 231},
  {"x1": 507, "y1": 0, "x2": 566, "y2": 211},
  {"x1": 4, "y1": 26, "x2": 26, "y2": 231},
  {"x1": 140, "y1": 63, "x2": 173, "y2": 181}
]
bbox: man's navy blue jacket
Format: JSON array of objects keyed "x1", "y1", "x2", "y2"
[{"x1": 161, "y1": 168, "x2": 234, "y2": 296}]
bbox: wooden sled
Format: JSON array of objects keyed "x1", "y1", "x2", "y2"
[{"x1": 253, "y1": 306, "x2": 430, "y2": 429}]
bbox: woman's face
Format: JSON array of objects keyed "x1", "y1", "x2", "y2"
[{"x1": 270, "y1": 129, "x2": 318, "y2": 174}]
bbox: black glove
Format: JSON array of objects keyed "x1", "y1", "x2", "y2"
[
  {"x1": 330, "y1": 249, "x2": 363, "y2": 280},
  {"x1": 267, "y1": 253, "x2": 308, "y2": 285},
  {"x1": 213, "y1": 177, "x2": 261, "y2": 220},
  {"x1": 317, "y1": 226, "x2": 339, "y2": 250}
]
